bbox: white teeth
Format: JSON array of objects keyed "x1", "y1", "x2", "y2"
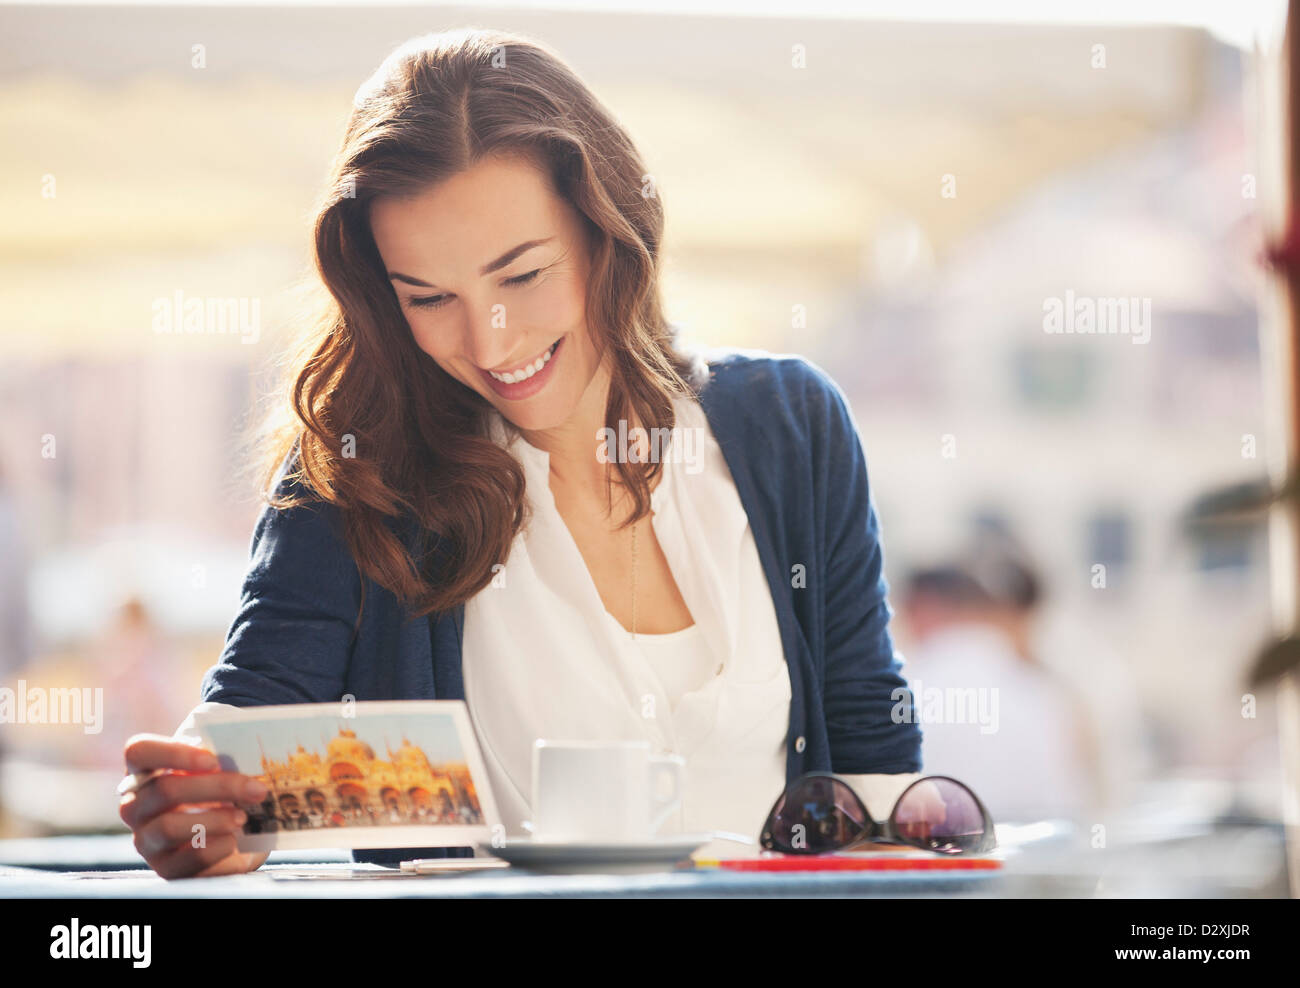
[{"x1": 489, "y1": 341, "x2": 557, "y2": 383}]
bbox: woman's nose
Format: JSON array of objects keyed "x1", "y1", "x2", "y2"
[{"x1": 461, "y1": 318, "x2": 524, "y2": 372}]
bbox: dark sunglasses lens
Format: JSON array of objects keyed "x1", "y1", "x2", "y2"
[
  {"x1": 893, "y1": 778, "x2": 993, "y2": 854},
  {"x1": 765, "y1": 777, "x2": 868, "y2": 852}
]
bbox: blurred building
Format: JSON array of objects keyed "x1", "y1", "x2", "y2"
[{"x1": 823, "y1": 54, "x2": 1273, "y2": 802}]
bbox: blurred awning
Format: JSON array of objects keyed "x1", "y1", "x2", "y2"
[{"x1": 0, "y1": 7, "x2": 1263, "y2": 355}]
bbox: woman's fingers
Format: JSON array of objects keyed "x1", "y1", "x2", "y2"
[
  {"x1": 150, "y1": 834, "x2": 243, "y2": 881},
  {"x1": 132, "y1": 806, "x2": 248, "y2": 860},
  {"x1": 120, "y1": 733, "x2": 272, "y2": 879},
  {"x1": 124, "y1": 771, "x2": 267, "y2": 825},
  {"x1": 123, "y1": 734, "x2": 218, "y2": 776}
]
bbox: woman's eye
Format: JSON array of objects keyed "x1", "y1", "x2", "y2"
[
  {"x1": 409, "y1": 294, "x2": 450, "y2": 310},
  {"x1": 506, "y1": 268, "x2": 541, "y2": 286},
  {"x1": 407, "y1": 270, "x2": 541, "y2": 311}
]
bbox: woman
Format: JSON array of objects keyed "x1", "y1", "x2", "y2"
[{"x1": 118, "y1": 27, "x2": 923, "y2": 879}]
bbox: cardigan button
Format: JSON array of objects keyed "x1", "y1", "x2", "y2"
[{"x1": 794, "y1": 736, "x2": 806, "y2": 753}]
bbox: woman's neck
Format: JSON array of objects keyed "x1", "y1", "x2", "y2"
[{"x1": 517, "y1": 358, "x2": 621, "y2": 503}]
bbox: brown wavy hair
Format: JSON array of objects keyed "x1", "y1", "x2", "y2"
[{"x1": 244, "y1": 26, "x2": 708, "y2": 626}]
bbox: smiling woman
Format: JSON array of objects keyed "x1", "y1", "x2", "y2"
[
  {"x1": 263, "y1": 31, "x2": 703, "y2": 620},
  {"x1": 118, "y1": 26, "x2": 923, "y2": 879}
]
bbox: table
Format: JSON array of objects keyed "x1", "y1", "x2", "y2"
[{"x1": 0, "y1": 822, "x2": 1289, "y2": 897}]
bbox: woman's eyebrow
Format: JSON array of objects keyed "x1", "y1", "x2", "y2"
[{"x1": 388, "y1": 237, "x2": 556, "y2": 287}]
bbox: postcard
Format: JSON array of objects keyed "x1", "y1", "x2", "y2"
[{"x1": 189, "y1": 700, "x2": 501, "y2": 852}]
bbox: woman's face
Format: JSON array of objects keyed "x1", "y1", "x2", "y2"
[{"x1": 369, "y1": 153, "x2": 604, "y2": 433}]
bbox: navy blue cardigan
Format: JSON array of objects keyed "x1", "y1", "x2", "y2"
[{"x1": 199, "y1": 347, "x2": 923, "y2": 865}]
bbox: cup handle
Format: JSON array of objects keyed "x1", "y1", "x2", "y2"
[{"x1": 647, "y1": 754, "x2": 686, "y2": 834}]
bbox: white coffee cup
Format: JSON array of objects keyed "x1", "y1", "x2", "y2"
[{"x1": 531, "y1": 739, "x2": 685, "y2": 843}]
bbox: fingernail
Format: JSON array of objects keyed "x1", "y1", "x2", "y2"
[
  {"x1": 195, "y1": 752, "x2": 218, "y2": 771},
  {"x1": 244, "y1": 779, "x2": 268, "y2": 800},
  {"x1": 234, "y1": 810, "x2": 247, "y2": 825}
]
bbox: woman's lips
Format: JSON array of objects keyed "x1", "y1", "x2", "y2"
[{"x1": 479, "y1": 336, "x2": 564, "y2": 400}]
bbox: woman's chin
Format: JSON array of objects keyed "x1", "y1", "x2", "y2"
[{"x1": 491, "y1": 391, "x2": 573, "y2": 433}]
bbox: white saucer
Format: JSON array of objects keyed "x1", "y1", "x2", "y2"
[{"x1": 477, "y1": 832, "x2": 714, "y2": 874}]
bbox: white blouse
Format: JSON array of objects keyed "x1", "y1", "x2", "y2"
[
  {"x1": 173, "y1": 395, "x2": 923, "y2": 861},
  {"x1": 629, "y1": 622, "x2": 716, "y2": 714},
  {"x1": 463, "y1": 396, "x2": 792, "y2": 857}
]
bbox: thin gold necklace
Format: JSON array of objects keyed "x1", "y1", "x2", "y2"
[{"x1": 630, "y1": 516, "x2": 638, "y2": 639}]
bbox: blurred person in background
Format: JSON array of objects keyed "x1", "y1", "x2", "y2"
[
  {"x1": 85, "y1": 596, "x2": 191, "y2": 772},
  {"x1": 898, "y1": 538, "x2": 1101, "y2": 823}
]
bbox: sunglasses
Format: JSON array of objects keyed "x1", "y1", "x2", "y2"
[{"x1": 759, "y1": 772, "x2": 998, "y2": 856}]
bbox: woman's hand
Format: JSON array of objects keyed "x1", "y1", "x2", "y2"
[{"x1": 118, "y1": 734, "x2": 271, "y2": 879}]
